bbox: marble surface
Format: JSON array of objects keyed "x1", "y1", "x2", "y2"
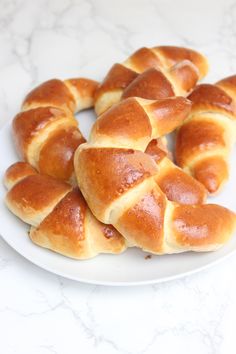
[{"x1": 1, "y1": 0, "x2": 236, "y2": 353}]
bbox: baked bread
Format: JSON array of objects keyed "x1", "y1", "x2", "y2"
[
  {"x1": 176, "y1": 75, "x2": 236, "y2": 194},
  {"x1": 4, "y1": 162, "x2": 127, "y2": 259},
  {"x1": 13, "y1": 78, "x2": 98, "y2": 183},
  {"x1": 144, "y1": 138, "x2": 207, "y2": 205},
  {"x1": 75, "y1": 97, "x2": 236, "y2": 254},
  {"x1": 13, "y1": 73, "x2": 207, "y2": 204},
  {"x1": 95, "y1": 46, "x2": 208, "y2": 115},
  {"x1": 120, "y1": 67, "x2": 208, "y2": 204}
]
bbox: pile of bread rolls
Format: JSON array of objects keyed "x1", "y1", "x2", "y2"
[{"x1": 4, "y1": 46, "x2": 236, "y2": 259}]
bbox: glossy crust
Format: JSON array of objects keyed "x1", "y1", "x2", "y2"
[
  {"x1": 145, "y1": 138, "x2": 169, "y2": 164},
  {"x1": 38, "y1": 126, "x2": 85, "y2": 181},
  {"x1": 5, "y1": 174, "x2": 71, "y2": 226},
  {"x1": 30, "y1": 188, "x2": 88, "y2": 258},
  {"x1": 122, "y1": 62, "x2": 199, "y2": 101},
  {"x1": 75, "y1": 96, "x2": 236, "y2": 254},
  {"x1": 4, "y1": 162, "x2": 37, "y2": 190},
  {"x1": 171, "y1": 204, "x2": 236, "y2": 248},
  {"x1": 9, "y1": 75, "x2": 129, "y2": 259},
  {"x1": 144, "y1": 139, "x2": 207, "y2": 204},
  {"x1": 153, "y1": 46, "x2": 208, "y2": 78},
  {"x1": 97, "y1": 53, "x2": 209, "y2": 205},
  {"x1": 22, "y1": 79, "x2": 76, "y2": 113},
  {"x1": 91, "y1": 97, "x2": 191, "y2": 150},
  {"x1": 176, "y1": 118, "x2": 227, "y2": 167},
  {"x1": 216, "y1": 75, "x2": 236, "y2": 100},
  {"x1": 193, "y1": 157, "x2": 229, "y2": 194},
  {"x1": 125, "y1": 47, "x2": 163, "y2": 72},
  {"x1": 155, "y1": 159, "x2": 207, "y2": 205},
  {"x1": 13, "y1": 77, "x2": 99, "y2": 182},
  {"x1": 188, "y1": 84, "x2": 236, "y2": 118},
  {"x1": 31, "y1": 188, "x2": 126, "y2": 259},
  {"x1": 118, "y1": 65, "x2": 208, "y2": 204},
  {"x1": 78, "y1": 97, "x2": 192, "y2": 215},
  {"x1": 76, "y1": 147, "x2": 158, "y2": 221},
  {"x1": 122, "y1": 68, "x2": 174, "y2": 100},
  {"x1": 4, "y1": 162, "x2": 126, "y2": 259},
  {"x1": 91, "y1": 98, "x2": 152, "y2": 144},
  {"x1": 143, "y1": 96, "x2": 192, "y2": 136},
  {"x1": 91, "y1": 97, "x2": 207, "y2": 204},
  {"x1": 116, "y1": 187, "x2": 166, "y2": 253},
  {"x1": 13, "y1": 107, "x2": 77, "y2": 162},
  {"x1": 176, "y1": 75, "x2": 236, "y2": 193},
  {"x1": 95, "y1": 45, "x2": 208, "y2": 114},
  {"x1": 65, "y1": 78, "x2": 99, "y2": 110},
  {"x1": 93, "y1": 46, "x2": 209, "y2": 207}
]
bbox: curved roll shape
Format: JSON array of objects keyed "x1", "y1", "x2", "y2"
[
  {"x1": 94, "y1": 45, "x2": 208, "y2": 115},
  {"x1": 4, "y1": 162, "x2": 127, "y2": 259},
  {"x1": 176, "y1": 75, "x2": 236, "y2": 194},
  {"x1": 13, "y1": 78, "x2": 98, "y2": 183},
  {"x1": 115, "y1": 67, "x2": 209, "y2": 204},
  {"x1": 75, "y1": 97, "x2": 236, "y2": 254}
]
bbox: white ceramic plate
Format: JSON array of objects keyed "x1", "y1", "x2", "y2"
[{"x1": 1, "y1": 111, "x2": 236, "y2": 286}]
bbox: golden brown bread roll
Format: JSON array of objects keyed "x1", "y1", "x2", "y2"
[
  {"x1": 12, "y1": 50, "x2": 207, "y2": 204},
  {"x1": 93, "y1": 49, "x2": 208, "y2": 205},
  {"x1": 13, "y1": 78, "x2": 98, "y2": 183},
  {"x1": 175, "y1": 75, "x2": 236, "y2": 194},
  {"x1": 91, "y1": 95, "x2": 207, "y2": 205},
  {"x1": 75, "y1": 97, "x2": 236, "y2": 254},
  {"x1": 115, "y1": 67, "x2": 208, "y2": 204},
  {"x1": 94, "y1": 46, "x2": 209, "y2": 115},
  {"x1": 4, "y1": 162, "x2": 127, "y2": 259}
]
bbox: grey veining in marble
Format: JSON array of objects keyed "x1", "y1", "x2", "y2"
[{"x1": 1, "y1": 0, "x2": 236, "y2": 353}]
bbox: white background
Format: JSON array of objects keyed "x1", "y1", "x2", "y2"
[{"x1": 1, "y1": 0, "x2": 236, "y2": 353}]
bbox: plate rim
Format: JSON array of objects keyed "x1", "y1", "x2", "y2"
[
  {"x1": 1, "y1": 120, "x2": 236, "y2": 286},
  {"x1": 1, "y1": 230, "x2": 236, "y2": 286}
]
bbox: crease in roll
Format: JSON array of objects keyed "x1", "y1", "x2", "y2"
[
  {"x1": 176, "y1": 76, "x2": 236, "y2": 194},
  {"x1": 13, "y1": 77, "x2": 99, "y2": 183},
  {"x1": 75, "y1": 95, "x2": 236, "y2": 255},
  {"x1": 95, "y1": 45, "x2": 208, "y2": 114},
  {"x1": 4, "y1": 162, "x2": 127, "y2": 259}
]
